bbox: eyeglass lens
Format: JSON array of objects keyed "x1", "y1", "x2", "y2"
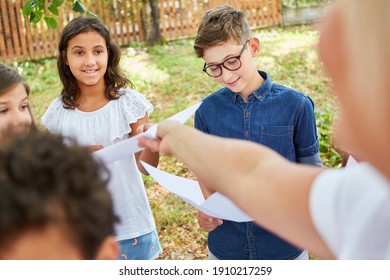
[{"x1": 203, "y1": 41, "x2": 248, "y2": 77}]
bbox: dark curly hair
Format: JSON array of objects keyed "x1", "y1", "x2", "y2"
[
  {"x1": 0, "y1": 130, "x2": 118, "y2": 259},
  {"x1": 57, "y1": 16, "x2": 132, "y2": 109}
]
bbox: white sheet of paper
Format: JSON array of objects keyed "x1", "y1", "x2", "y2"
[
  {"x1": 141, "y1": 161, "x2": 253, "y2": 222},
  {"x1": 346, "y1": 155, "x2": 358, "y2": 168},
  {"x1": 93, "y1": 102, "x2": 202, "y2": 165}
]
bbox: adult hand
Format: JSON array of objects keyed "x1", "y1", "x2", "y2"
[{"x1": 138, "y1": 120, "x2": 181, "y2": 156}]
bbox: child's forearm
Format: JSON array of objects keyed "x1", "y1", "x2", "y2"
[{"x1": 137, "y1": 149, "x2": 159, "y2": 175}]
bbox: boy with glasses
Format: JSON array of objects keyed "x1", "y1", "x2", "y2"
[{"x1": 194, "y1": 5, "x2": 322, "y2": 260}]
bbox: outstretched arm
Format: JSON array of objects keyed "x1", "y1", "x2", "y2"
[{"x1": 138, "y1": 120, "x2": 334, "y2": 259}]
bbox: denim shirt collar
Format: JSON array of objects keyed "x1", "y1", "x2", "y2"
[{"x1": 229, "y1": 71, "x2": 272, "y2": 103}]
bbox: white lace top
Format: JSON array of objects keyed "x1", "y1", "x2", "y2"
[{"x1": 41, "y1": 88, "x2": 156, "y2": 241}]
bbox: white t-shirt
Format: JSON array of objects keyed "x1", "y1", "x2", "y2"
[
  {"x1": 310, "y1": 163, "x2": 390, "y2": 259},
  {"x1": 41, "y1": 89, "x2": 156, "y2": 241}
]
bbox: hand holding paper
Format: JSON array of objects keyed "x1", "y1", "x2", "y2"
[
  {"x1": 94, "y1": 101, "x2": 252, "y2": 222},
  {"x1": 93, "y1": 102, "x2": 201, "y2": 164}
]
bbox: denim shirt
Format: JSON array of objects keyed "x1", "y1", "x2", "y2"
[{"x1": 195, "y1": 71, "x2": 322, "y2": 260}]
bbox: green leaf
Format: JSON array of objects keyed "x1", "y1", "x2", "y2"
[
  {"x1": 44, "y1": 16, "x2": 58, "y2": 29},
  {"x1": 22, "y1": 1, "x2": 33, "y2": 15},
  {"x1": 38, "y1": 3, "x2": 45, "y2": 11},
  {"x1": 48, "y1": 5, "x2": 59, "y2": 16},
  {"x1": 31, "y1": 11, "x2": 43, "y2": 24},
  {"x1": 86, "y1": 10, "x2": 98, "y2": 18},
  {"x1": 72, "y1": 1, "x2": 87, "y2": 14},
  {"x1": 52, "y1": 0, "x2": 64, "y2": 8},
  {"x1": 29, "y1": 11, "x2": 36, "y2": 23}
]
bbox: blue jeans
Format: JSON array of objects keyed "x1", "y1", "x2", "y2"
[
  {"x1": 208, "y1": 249, "x2": 309, "y2": 260},
  {"x1": 118, "y1": 229, "x2": 162, "y2": 260}
]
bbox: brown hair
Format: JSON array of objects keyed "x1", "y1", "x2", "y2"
[
  {"x1": 0, "y1": 64, "x2": 34, "y2": 126},
  {"x1": 194, "y1": 5, "x2": 252, "y2": 58},
  {"x1": 0, "y1": 64, "x2": 30, "y2": 97},
  {"x1": 57, "y1": 16, "x2": 132, "y2": 109}
]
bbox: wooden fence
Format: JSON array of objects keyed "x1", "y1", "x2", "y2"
[{"x1": 0, "y1": 0, "x2": 282, "y2": 64}]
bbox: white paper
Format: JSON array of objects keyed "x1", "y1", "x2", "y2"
[
  {"x1": 346, "y1": 155, "x2": 358, "y2": 167},
  {"x1": 141, "y1": 161, "x2": 253, "y2": 222},
  {"x1": 93, "y1": 102, "x2": 202, "y2": 165}
]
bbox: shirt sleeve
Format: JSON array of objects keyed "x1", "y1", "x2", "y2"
[
  {"x1": 299, "y1": 152, "x2": 322, "y2": 166},
  {"x1": 294, "y1": 95, "x2": 321, "y2": 166},
  {"x1": 123, "y1": 89, "x2": 154, "y2": 120},
  {"x1": 194, "y1": 106, "x2": 209, "y2": 133},
  {"x1": 41, "y1": 97, "x2": 63, "y2": 133},
  {"x1": 309, "y1": 169, "x2": 343, "y2": 257},
  {"x1": 309, "y1": 163, "x2": 390, "y2": 259}
]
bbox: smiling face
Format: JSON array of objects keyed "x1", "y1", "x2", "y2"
[
  {"x1": 0, "y1": 83, "x2": 32, "y2": 141},
  {"x1": 202, "y1": 38, "x2": 262, "y2": 97},
  {"x1": 65, "y1": 31, "x2": 108, "y2": 92}
]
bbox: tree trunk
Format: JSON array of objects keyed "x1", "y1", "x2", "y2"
[{"x1": 141, "y1": 0, "x2": 162, "y2": 46}]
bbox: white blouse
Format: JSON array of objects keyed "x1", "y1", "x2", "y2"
[
  {"x1": 310, "y1": 163, "x2": 390, "y2": 259},
  {"x1": 42, "y1": 88, "x2": 156, "y2": 240}
]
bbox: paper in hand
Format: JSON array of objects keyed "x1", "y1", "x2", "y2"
[
  {"x1": 93, "y1": 102, "x2": 201, "y2": 165},
  {"x1": 141, "y1": 161, "x2": 253, "y2": 222}
]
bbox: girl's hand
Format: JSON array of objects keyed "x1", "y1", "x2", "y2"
[
  {"x1": 136, "y1": 122, "x2": 154, "y2": 135},
  {"x1": 133, "y1": 119, "x2": 160, "y2": 173}
]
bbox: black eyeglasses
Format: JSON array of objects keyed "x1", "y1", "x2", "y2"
[{"x1": 203, "y1": 40, "x2": 250, "y2": 78}]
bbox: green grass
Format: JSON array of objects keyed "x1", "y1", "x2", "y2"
[{"x1": 18, "y1": 24, "x2": 341, "y2": 259}]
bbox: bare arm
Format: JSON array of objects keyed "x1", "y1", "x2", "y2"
[
  {"x1": 197, "y1": 181, "x2": 223, "y2": 232},
  {"x1": 130, "y1": 115, "x2": 159, "y2": 175},
  {"x1": 138, "y1": 120, "x2": 334, "y2": 259}
]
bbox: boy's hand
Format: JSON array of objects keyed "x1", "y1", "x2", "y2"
[{"x1": 197, "y1": 211, "x2": 223, "y2": 232}]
